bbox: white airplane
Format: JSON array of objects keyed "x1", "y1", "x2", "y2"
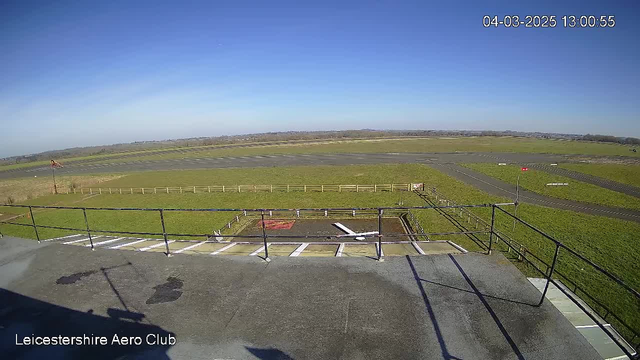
[{"x1": 333, "y1": 222, "x2": 378, "y2": 241}]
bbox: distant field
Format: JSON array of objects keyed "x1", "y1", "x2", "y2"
[
  {"x1": 559, "y1": 163, "x2": 640, "y2": 188},
  {"x1": 97, "y1": 164, "x2": 430, "y2": 188},
  {"x1": 461, "y1": 163, "x2": 640, "y2": 211},
  {"x1": 2, "y1": 136, "x2": 638, "y2": 172},
  {"x1": 1, "y1": 163, "x2": 638, "y2": 340}
]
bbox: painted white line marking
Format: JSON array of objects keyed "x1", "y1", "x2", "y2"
[
  {"x1": 45, "y1": 234, "x2": 83, "y2": 242},
  {"x1": 250, "y1": 244, "x2": 271, "y2": 256},
  {"x1": 606, "y1": 355, "x2": 632, "y2": 360},
  {"x1": 447, "y1": 241, "x2": 468, "y2": 253},
  {"x1": 412, "y1": 241, "x2": 426, "y2": 255},
  {"x1": 336, "y1": 243, "x2": 345, "y2": 257},
  {"x1": 575, "y1": 324, "x2": 610, "y2": 329},
  {"x1": 211, "y1": 243, "x2": 236, "y2": 255},
  {"x1": 110, "y1": 239, "x2": 146, "y2": 249},
  {"x1": 86, "y1": 237, "x2": 124, "y2": 247},
  {"x1": 63, "y1": 236, "x2": 100, "y2": 245},
  {"x1": 290, "y1": 243, "x2": 309, "y2": 257},
  {"x1": 140, "y1": 241, "x2": 174, "y2": 251},
  {"x1": 174, "y1": 241, "x2": 207, "y2": 254}
]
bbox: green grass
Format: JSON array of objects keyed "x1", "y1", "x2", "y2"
[
  {"x1": 462, "y1": 163, "x2": 640, "y2": 211},
  {"x1": 1, "y1": 163, "x2": 638, "y2": 342},
  {"x1": 5, "y1": 136, "x2": 637, "y2": 172},
  {"x1": 559, "y1": 163, "x2": 640, "y2": 188},
  {"x1": 98, "y1": 164, "x2": 430, "y2": 187},
  {"x1": 80, "y1": 137, "x2": 639, "y2": 165}
]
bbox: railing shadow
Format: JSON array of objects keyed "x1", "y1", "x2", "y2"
[{"x1": 0, "y1": 288, "x2": 174, "y2": 359}]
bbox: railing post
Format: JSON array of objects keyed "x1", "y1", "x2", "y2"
[
  {"x1": 377, "y1": 208, "x2": 384, "y2": 262},
  {"x1": 82, "y1": 208, "x2": 94, "y2": 250},
  {"x1": 159, "y1": 209, "x2": 171, "y2": 257},
  {"x1": 260, "y1": 211, "x2": 270, "y2": 262},
  {"x1": 538, "y1": 244, "x2": 560, "y2": 306},
  {"x1": 488, "y1": 205, "x2": 496, "y2": 254},
  {"x1": 28, "y1": 206, "x2": 40, "y2": 242}
]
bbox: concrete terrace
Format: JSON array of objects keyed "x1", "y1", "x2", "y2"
[{"x1": 0, "y1": 236, "x2": 601, "y2": 360}]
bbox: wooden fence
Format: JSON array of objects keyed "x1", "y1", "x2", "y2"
[{"x1": 71, "y1": 183, "x2": 425, "y2": 195}]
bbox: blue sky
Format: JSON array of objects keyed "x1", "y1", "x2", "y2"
[{"x1": 1, "y1": 0, "x2": 639, "y2": 157}]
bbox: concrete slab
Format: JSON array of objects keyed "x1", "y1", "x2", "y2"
[
  {"x1": 383, "y1": 243, "x2": 419, "y2": 256},
  {"x1": 178, "y1": 242, "x2": 229, "y2": 254},
  {"x1": 418, "y1": 241, "x2": 463, "y2": 255},
  {"x1": 215, "y1": 244, "x2": 262, "y2": 256},
  {"x1": 341, "y1": 243, "x2": 377, "y2": 258},
  {"x1": 0, "y1": 236, "x2": 602, "y2": 360},
  {"x1": 298, "y1": 244, "x2": 338, "y2": 257},
  {"x1": 256, "y1": 244, "x2": 298, "y2": 257}
]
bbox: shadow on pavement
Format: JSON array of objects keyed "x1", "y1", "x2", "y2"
[{"x1": 0, "y1": 288, "x2": 175, "y2": 360}]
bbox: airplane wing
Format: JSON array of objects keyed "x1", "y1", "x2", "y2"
[{"x1": 333, "y1": 222, "x2": 356, "y2": 235}]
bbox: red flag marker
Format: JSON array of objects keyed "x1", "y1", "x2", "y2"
[
  {"x1": 50, "y1": 160, "x2": 64, "y2": 168},
  {"x1": 521, "y1": 167, "x2": 529, "y2": 171}
]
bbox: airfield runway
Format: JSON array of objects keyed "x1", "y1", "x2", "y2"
[
  {"x1": 2, "y1": 152, "x2": 639, "y2": 222},
  {"x1": 0, "y1": 236, "x2": 601, "y2": 359}
]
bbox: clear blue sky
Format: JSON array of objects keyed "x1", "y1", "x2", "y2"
[{"x1": 1, "y1": 0, "x2": 639, "y2": 157}]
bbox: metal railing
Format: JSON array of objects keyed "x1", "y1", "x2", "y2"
[
  {"x1": 0, "y1": 201, "x2": 637, "y2": 357},
  {"x1": 69, "y1": 183, "x2": 426, "y2": 195}
]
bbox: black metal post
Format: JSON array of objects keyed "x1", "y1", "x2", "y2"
[
  {"x1": 159, "y1": 209, "x2": 171, "y2": 257},
  {"x1": 29, "y1": 206, "x2": 40, "y2": 242},
  {"x1": 538, "y1": 244, "x2": 560, "y2": 306},
  {"x1": 82, "y1": 208, "x2": 94, "y2": 250},
  {"x1": 260, "y1": 211, "x2": 270, "y2": 261},
  {"x1": 488, "y1": 205, "x2": 496, "y2": 254},
  {"x1": 377, "y1": 208, "x2": 383, "y2": 261}
]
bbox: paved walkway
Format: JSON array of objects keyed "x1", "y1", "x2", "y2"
[{"x1": 0, "y1": 236, "x2": 601, "y2": 359}]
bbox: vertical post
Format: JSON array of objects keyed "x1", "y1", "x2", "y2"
[
  {"x1": 159, "y1": 209, "x2": 171, "y2": 257},
  {"x1": 377, "y1": 208, "x2": 384, "y2": 261},
  {"x1": 52, "y1": 167, "x2": 58, "y2": 194},
  {"x1": 82, "y1": 208, "x2": 94, "y2": 250},
  {"x1": 488, "y1": 205, "x2": 496, "y2": 254},
  {"x1": 260, "y1": 211, "x2": 270, "y2": 262},
  {"x1": 208, "y1": 186, "x2": 211, "y2": 193},
  {"x1": 538, "y1": 244, "x2": 560, "y2": 306},
  {"x1": 28, "y1": 206, "x2": 40, "y2": 242}
]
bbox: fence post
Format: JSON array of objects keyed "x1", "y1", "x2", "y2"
[
  {"x1": 130, "y1": 188, "x2": 133, "y2": 194},
  {"x1": 28, "y1": 206, "x2": 40, "y2": 242},
  {"x1": 377, "y1": 208, "x2": 384, "y2": 262},
  {"x1": 260, "y1": 211, "x2": 270, "y2": 262},
  {"x1": 159, "y1": 209, "x2": 171, "y2": 257},
  {"x1": 322, "y1": 185, "x2": 324, "y2": 192},
  {"x1": 538, "y1": 244, "x2": 560, "y2": 306},
  {"x1": 208, "y1": 186, "x2": 211, "y2": 193},
  {"x1": 166, "y1": 187, "x2": 169, "y2": 194},
  {"x1": 271, "y1": 185, "x2": 273, "y2": 193},
  {"x1": 90, "y1": 188, "x2": 93, "y2": 195},
  {"x1": 488, "y1": 205, "x2": 496, "y2": 255},
  {"x1": 223, "y1": 186, "x2": 225, "y2": 193},
  {"x1": 109, "y1": 188, "x2": 112, "y2": 194},
  {"x1": 194, "y1": 186, "x2": 196, "y2": 193},
  {"x1": 142, "y1": 188, "x2": 144, "y2": 195},
  {"x1": 155, "y1": 188, "x2": 157, "y2": 194},
  {"x1": 120, "y1": 188, "x2": 122, "y2": 194},
  {"x1": 82, "y1": 208, "x2": 94, "y2": 250},
  {"x1": 99, "y1": 188, "x2": 102, "y2": 194},
  {"x1": 180, "y1": 187, "x2": 182, "y2": 194},
  {"x1": 304, "y1": 185, "x2": 307, "y2": 192}
]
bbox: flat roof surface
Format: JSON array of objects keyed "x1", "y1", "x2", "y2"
[{"x1": 0, "y1": 236, "x2": 601, "y2": 359}]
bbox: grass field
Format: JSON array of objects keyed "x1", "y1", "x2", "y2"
[
  {"x1": 3, "y1": 136, "x2": 639, "y2": 172},
  {"x1": 559, "y1": 163, "x2": 640, "y2": 188},
  {"x1": 461, "y1": 163, "x2": 640, "y2": 211},
  {"x1": 1, "y1": 163, "x2": 638, "y2": 342}
]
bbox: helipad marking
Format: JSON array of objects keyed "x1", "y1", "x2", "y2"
[
  {"x1": 250, "y1": 244, "x2": 271, "y2": 256},
  {"x1": 412, "y1": 241, "x2": 426, "y2": 255},
  {"x1": 211, "y1": 243, "x2": 236, "y2": 255},
  {"x1": 140, "y1": 241, "x2": 174, "y2": 251},
  {"x1": 174, "y1": 241, "x2": 207, "y2": 254},
  {"x1": 110, "y1": 239, "x2": 146, "y2": 249},
  {"x1": 45, "y1": 234, "x2": 83, "y2": 242},
  {"x1": 63, "y1": 236, "x2": 100, "y2": 245},
  {"x1": 86, "y1": 237, "x2": 124, "y2": 247},
  {"x1": 290, "y1": 243, "x2": 309, "y2": 257},
  {"x1": 336, "y1": 243, "x2": 345, "y2": 257}
]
